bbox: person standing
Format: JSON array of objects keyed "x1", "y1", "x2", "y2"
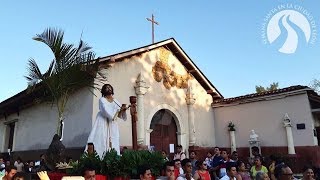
[
  {"x1": 193, "y1": 160, "x2": 211, "y2": 180},
  {"x1": 0, "y1": 157, "x2": 5, "y2": 177},
  {"x1": 212, "y1": 147, "x2": 223, "y2": 179},
  {"x1": 177, "y1": 159, "x2": 194, "y2": 180},
  {"x1": 236, "y1": 161, "x2": 251, "y2": 180},
  {"x1": 24, "y1": 161, "x2": 36, "y2": 173},
  {"x1": 220, "y1": 164, "x2": 237, "y2": 180},
  {"x1": 86, "y1": 84, "x2": 128, "y2": 157},
  {"x1": 13, "y1": 158, "x2": 24, "y2": 172},
  {"x1": 250, "y1": 156, "x2": 268, "y2": 179},
  {"x1": 218, "y1": 150, "x2": 234, "y2": 178},
  {"x1": 174, "y1": 145, "x2": 186, "y2": 161},
  {"x1": 189, "y1": 151, "x2": 197, "y2": 176},
  {"x1": 161, "y1": 150, "x2": 170, "y2": 162}
]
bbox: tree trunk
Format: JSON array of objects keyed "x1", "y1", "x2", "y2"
[{"x1": 46, "y1": 134, "x2": 66, "y2": 171}]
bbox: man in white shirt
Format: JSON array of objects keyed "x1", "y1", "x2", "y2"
[
  {"x1": 220, "y1": 163, "x2": 237, "y2": 180},
  {"x1": 13, "y1": 157, "x2": 24, "y2": 172},
  {"x1": 174, "y1": 145, "x2": 186, "y2": 161}
]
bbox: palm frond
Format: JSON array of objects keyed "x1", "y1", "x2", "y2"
[
  {"x1": 25, "y1": 58, "x2": 43, "y2": 83},
  {"x1": 33, "y1": 28, "x2": 65, "y2": 61},
  {"x1": 76, "y1": 40, "x2": 92, "y2": 56},
  {"x1": 43, "y1": 59, "x2": 55, "y2": 78}
]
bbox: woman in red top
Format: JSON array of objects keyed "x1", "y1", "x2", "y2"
[
  {"x1": 194, "y1": 160, "x2": 211, "y2": 180},
  {"x1": 174, "y1": 159, "x2": 183, "y2": 178}
]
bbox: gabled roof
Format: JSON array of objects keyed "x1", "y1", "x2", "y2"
[
  {"x1": 212, "y1": 85, "x2": 318, "y2": 107},
  {"x1": 97, "y1": 38, "x2": 223, "y2": 99},
  {"x1": 0, "y1": 38, "x2": 222, "y2": 118}
]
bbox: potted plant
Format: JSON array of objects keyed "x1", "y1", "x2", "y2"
[
  {"x1": 228, "y1": 121, "x2": 236, "y2": 131},
  {"x1": 121, "y1": 150, "x2": 164, "y2": 179},
  {"x1": 67, "y1": 151, "x2": 102, "y2": 177},
  {"x1": 65, "y1": 160, "x2": 80, "y2": 176}
]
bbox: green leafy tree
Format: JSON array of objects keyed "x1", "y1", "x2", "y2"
[
  {"x1": 25, "y1": 28, "x2": 104, "y2": 139},
  {"x1": 310, "y1": 79, "x2": 320, "y2": 93},
  {"x1": 255, "y1": 82, "x2": 279, "y2": 93}
]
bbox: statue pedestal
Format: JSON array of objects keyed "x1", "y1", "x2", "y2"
[
  {"x1": 229, "y1": 131, "x2": 236, "y2": 152},
  {"x1": 249, "y1": 140, "x2": 261, "y2": 157}
]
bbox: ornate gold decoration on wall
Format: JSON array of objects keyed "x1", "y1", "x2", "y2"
[{"x1": 152, "y1": 47, "x2": 193, "y2": 89}]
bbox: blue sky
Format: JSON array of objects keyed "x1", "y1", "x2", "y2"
[{"x1": 0, "y1": 0, "x2": 319, "y2": 102}]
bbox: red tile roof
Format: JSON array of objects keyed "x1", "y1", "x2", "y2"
[{"x1": 213, "y1": 85, "x2": 315, "y2": 104}]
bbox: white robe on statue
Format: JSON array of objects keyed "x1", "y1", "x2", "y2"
[{"x1": 86, "y1": 97, "x2": 127, "y2": 157}]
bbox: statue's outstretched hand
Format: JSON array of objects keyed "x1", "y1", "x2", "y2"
[{"x1": 37, "y1": 171, "x2": 50, "y2": 180}]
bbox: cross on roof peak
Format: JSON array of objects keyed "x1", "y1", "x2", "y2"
[{"x1": 146, "y1": 14, "x2": 159, "y2": 44}]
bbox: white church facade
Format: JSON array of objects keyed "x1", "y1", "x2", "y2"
[{"x1": 1, "y1": 39, "x2": 320, "y2": 169}]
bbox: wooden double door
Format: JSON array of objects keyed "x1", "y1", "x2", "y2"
[{"x1": 150, "y1": 109, "x2": 177, "y2": 156}]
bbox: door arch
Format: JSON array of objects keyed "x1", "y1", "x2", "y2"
[
  {"x1": 150, "y1": 109, "x2": 177, "y2": 154},
  {"x1": 145, "y1": 104, "x2": 185, "y2": 153}
]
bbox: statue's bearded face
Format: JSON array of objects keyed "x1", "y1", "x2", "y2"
[{"x1": 105, "y1": 84, "x2": 113, "y2": 95}]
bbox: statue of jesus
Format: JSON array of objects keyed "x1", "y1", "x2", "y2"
[{"x1": 86, "y1": 84, "x2": 128, "y2": 157}]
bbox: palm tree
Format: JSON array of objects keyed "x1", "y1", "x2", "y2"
[
  {"x1": 255, "y1": 82, "x2": 279, "y2": 93},
  {"x1": 25, "y1": 28, "x2": 104, "y2": 140}
]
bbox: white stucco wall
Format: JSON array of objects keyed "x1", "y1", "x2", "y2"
[
  {"x1": 213, "y1": 93, "x2": 315, "y2": 148},
  {"x1": 92, "y1": 47, "x2": 217, "y2": 148},
  {"x1": 0, "y1": 88, "x2": 94, "y2": 152}
]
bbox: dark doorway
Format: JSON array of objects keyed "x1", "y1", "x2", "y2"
[
  {"x1": 7, "y1": 122, "x2": 15, "y2": 150},
  {"x1": 150, "y1": 109, "x2": 177, "y2": 157},
  {"x1": 316, "y1": 127, "x2": 320, "y2": 145}
]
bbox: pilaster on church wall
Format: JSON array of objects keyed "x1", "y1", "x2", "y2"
[
  {"x1": 0, "y1": 117, "x2": 6, "y2": 152},
  {"x1": 312, "y1": 115, "x2": 319, "y2": 145},
  {"x1": 0, "y1": 119, "x2": 5, "y2": 152},
  {"x1": 188, "y1": 79, "x2": 216, "y2": 147}
]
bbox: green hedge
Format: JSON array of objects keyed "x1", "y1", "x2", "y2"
[{"x1": 68, "y1": 149, "x2": 165, "y2": 178}]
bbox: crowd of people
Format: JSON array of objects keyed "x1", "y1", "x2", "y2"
[
  {"x1": 0, "y1": 154, "x2": 52, "y2": 180},
  {"x1": 0, "y1": 144, "x2": 318, "y2": 180},
  {"x1": 151, "y1": 145, "x2": 317, "y2": 180}
]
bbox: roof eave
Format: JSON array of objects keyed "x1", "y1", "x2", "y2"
[{"x1": 212, "y1": 88, "x2": 310, "y2": 108}]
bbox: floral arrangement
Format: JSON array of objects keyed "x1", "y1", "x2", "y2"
[
  {"x1": 227, "y1": 121, "x2": 236, "y2": 131},
  {"x1": 56, "y1": 162, "x2": 74, "y2": 169}
]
